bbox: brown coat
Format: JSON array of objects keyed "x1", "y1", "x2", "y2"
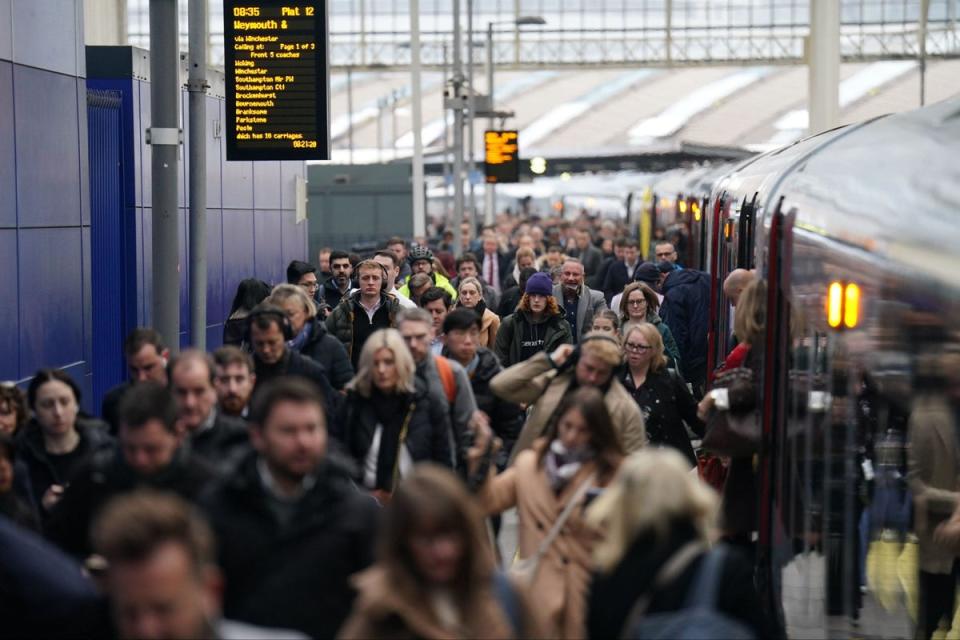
[
  {"x1": 907, "y1": 394, "x2": 960, "y2": 573},
  {"x1": 479, "y1": 308, "x2": 501, "y2": 349},
  {"x1": 476, "y1": 447, "x2": 613, "y2": 639},
  {"x1": 338, "y1": 566, "x2": 541, "y2": 640},
  {"x1": 491, "y1": 352, "x2": 646, "y2": 459}
]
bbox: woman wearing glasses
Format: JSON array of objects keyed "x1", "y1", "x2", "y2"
[
  {"x1": 620, "y1": 322, "x2": 703, "y2": 467},
  {"x1": 618, "y1": 282, "x2": 681, "y2": 373}
]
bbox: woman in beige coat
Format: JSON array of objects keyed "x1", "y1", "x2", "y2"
[
  {"x1": 339, "y1": 465, "x2": 543, "y2": 639},
  {"x1": 457, "y1": 276, "x2": 500, "y2": 348},
  {"x1": 468, "y1": 387, "x2": 625, "y2": 639}
]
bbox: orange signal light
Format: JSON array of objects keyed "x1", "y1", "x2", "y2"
[
  {"x1": 844, "y1": 283, "x2": 860, "y2": 329},
  {"x1": 827, "y1": 282, "x2": 843, "y2": 328}
]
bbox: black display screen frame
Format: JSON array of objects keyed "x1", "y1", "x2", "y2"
[{"x1": 224, "y1": 0, "x2": 330, "y2": 161}]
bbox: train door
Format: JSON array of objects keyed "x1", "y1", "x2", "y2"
[
  {"x1": 738, "y1": 194, "x2": 757, "y2": 269},
  {"x1": 706, "y1": 194, "x2": 732, "y2": 383}
]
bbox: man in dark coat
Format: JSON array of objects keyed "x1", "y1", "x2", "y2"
[
  {"x1": 248, "y1": 304, "x2": 340, "y2": 416},
  {"x1": 45, "y1": 383, "x2": 218, "y2": 559},
  {"x1": 100, "y1": 328, "x2": 169, "y2": 434},
  {"x1": 442, "y1": 309, "x2": 524, "y2": 470},
  {"x1": 497, "y1": 267, "x2": 537, "y2": 318},
  {"x1": 298, "y1": 315, "x2": 354, "y2": 390},
  {"x1": 169, "y1": 350, "x2": 250, "y2": 473},
  {"x1": 659, "y1": 267, "x2": 711, "y2": 396},
  {"x1": 320, "y1": 250, "x2": 354, "y2": 310},
  {"x1": 326, "y1": 260, "x2": 402, "y2": 369},
  {"x1": 201, "y1": 378, "x2": 378, "y2": 640},
  {"x1": 570, "y1": 230, "x2": 603, "y2": 281},
  {"x1": 602, "y1": 238, "x2": 643, "y2": 304}
]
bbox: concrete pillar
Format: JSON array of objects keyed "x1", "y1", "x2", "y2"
[
  {"x1": 807, "y1": 0, "x2": 840, "y2": 135},
  {"x1": 83, "y1": 0, "x2": 126, "y2": 45}
]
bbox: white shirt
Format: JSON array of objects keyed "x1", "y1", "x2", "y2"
[
  {"x1": 358, "y1": 296, "x2": 383, "y2": 322},
  {"x1": 363, "y1": 425, "x2": 414, "y2": 490}
]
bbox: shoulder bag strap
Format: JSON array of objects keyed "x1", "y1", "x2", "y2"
[
  {"x1": 618, "y1": 541, "x2": 707, "y2": 639},
  {"x1": 528, "y1": 471, "x2": 597, "y2": 566}
]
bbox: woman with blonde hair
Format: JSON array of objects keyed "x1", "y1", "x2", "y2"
[
  {"x1": 339, "y1": 464, "x2": 542, "y2": 639},
  {"x1": 619, "y1": 322, "x2": 703, "y2": 467},
  {"x1": 586, "y1": 449, "x2": 774, "y2": 639},
  {"x1": 267, "y1": 283, "x2": 354, "y2": 389},
  {"x1": 618, "y1": 281, "x2": 681, "y2": 371},
  {"x1": 493, "y1": 272, "x2": 572, "y2": 367},
  {"x1": 336, "y1": 329, "x2": 451, "y2": 503},
  {"x1": 457, "y1": 276, "x2": 501, "y2": 347},
  {"x1": 468, "y1": 387, "x2": 625, "y2": 638}
]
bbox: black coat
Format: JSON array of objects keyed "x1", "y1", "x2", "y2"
[
  {"x1": 621, "y1": 368, "x2": 704, "y2": 466},
  {"x1": 298, "y1": 316, "x2": 354, "y2": 390},
  {"x1": 591, "y1": 254, "x2": 616, "y2": 291},
  {"x1": 45, "y1": 447, "x2": 218, "y2": 558},
  {"x1": 254, "y1": 349, "x2": 340, "y2": 421},
  {"x1": 573, "y1": 243, "x2": 604, "y2": 279},
  {"x1": 188, "y1": 410, "x2": 251, "y2": 474},
  {"x1": 587, "y1": 523, "x2": 777, "y2": 640},
  {"x1": 223, "y1": 316, "x2": 248, "y2": 347},
  {"x1": 335, "y1": 387, "x2": 452, "y2": 487},
  {"x1": 463, "y1": 348, "x2": 524, "y2": 469},
  {"x1": 497, "y1": 285, "x2": 523, "y2": 317},
  {"x1": 660, "y1": 269, "x2": 711, "y2": 388},
  {"x1": 200, "y1": 452, "x2": 379, "y2": 640},
  {"x1": 321, "y1": 277, "x2": 351, "y2": 311},
  {"x1": 601, "y1": 260, "x2": 644, "y2": 304},
  {"x1": 100, "y1": 382, "x2": 128, "y2": 434},
  {"x1": 0, "y1": 516, "x2": 111, "y2": 638},
  {"x1": 15, "y1": 418, "x2": 114, "y2": 512}
]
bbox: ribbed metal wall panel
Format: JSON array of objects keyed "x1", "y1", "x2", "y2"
[{"x1": 86, "y1": 89, "x2": 127, "y2": 405}]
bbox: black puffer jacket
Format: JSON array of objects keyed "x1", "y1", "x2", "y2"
[
  {"x1": 298, "y1": 316, "x2": 354, "y2": 390},
  {"x1": 463, "y1": 348, "x2": 524, "y2": 470},
  {"x1": 45, "y1": 446, "x2": 218, "y2": 558},
  {"x1": 188, "y1": 411, "x2": 251, "y2": 474},
  {"x1": 200, "y1": 452, "x2": 379, "y2": 640},
  {"x1": 335, "y1": 385, "x2": 452, "y2": 488},
  {"x1": 16, "y1": 418, "x2": 114, "y2": 512}
]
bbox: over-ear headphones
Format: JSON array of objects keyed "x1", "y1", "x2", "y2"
[{"x1": 246, "y1": 304, "x2": 295, "y2": 341}]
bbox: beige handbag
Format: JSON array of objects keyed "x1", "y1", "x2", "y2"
[{"x1": 510, "y1": 472, "x2": 596, "y2": 585}]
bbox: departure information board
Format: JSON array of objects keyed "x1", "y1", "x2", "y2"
[
  {"x1": 484, "y1": 130, "x2": 520, "y2": 183},
  {"x1": 224, "y1": 1, "x2": 329, "y2": 160}
]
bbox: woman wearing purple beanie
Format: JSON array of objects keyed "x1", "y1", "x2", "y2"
[{"x1": 493, "y1": 272, "x2": 573, "y2": 368}]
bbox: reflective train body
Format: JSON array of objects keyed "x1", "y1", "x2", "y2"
[{"x1": 700, "y1": 98, "x2": 960, "y2": 638}]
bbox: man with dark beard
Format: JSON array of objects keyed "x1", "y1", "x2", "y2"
[{"x1": 213, "y1": 346, "x2": 256, "y2": 420}]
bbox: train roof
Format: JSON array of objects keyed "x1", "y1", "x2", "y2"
[{"x1": 770, "y1": 97, "x2": 960, "y2": 286}]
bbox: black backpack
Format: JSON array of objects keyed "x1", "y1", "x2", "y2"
[{"x1": 622, "y1": 544, "x2": 756, "y2": 640}]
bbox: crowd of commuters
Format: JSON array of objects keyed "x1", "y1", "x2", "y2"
[{"x1": 2, "y1": 211, "x2": 779, "y2": 639}]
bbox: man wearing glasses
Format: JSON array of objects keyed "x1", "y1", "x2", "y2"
[
  {"x1": 654, "y1": 242, "x2": 683, "y2": 270},
  {"x1": 286, "y1": 260, "x2": 320, "y2": 297}
]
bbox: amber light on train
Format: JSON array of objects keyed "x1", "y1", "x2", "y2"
[
  {"x1": 844, "y1": 283, "x2": 860, "y2": 328},
  {"x1": 678, "y1": 200, "x2": 688, "y2": 214},
  {"x1": 826, "y1": 281, "x2": 861, "y2": 329},
  {"x1": 692, "y1": 201, "x2": 701, "y2": 221},
  {"x1": 723, "y1": 219, "x2": 734, "y2": 240}
]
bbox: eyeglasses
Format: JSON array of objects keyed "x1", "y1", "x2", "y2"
[
  {"x1": 625, "y1": 342, "x2": 652, "y2": 353},
  {"x1": 300, "y1": 282, "x2": 319, "y2": 291},
  {"x1": 627, "y1": 299, "x2": 647, "y2": 307}
]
